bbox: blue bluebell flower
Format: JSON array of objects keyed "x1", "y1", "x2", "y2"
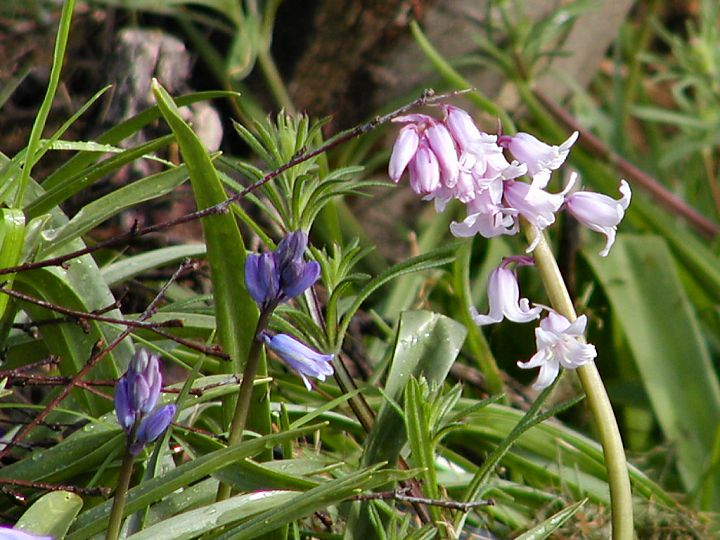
[
  {"x1": 260, "y1": 332, "x2": 334, "y2": 390},
  {"x1": 130, "y1": 404, "x2": 177, "y2": 455},
  {"x1": 245, "y1": 231, "x2": 320, "y2": 309},
  {"x1": 114, "y1": 350, "x2": 175, "y2": 454}
]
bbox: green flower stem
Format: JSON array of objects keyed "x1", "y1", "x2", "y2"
[
  {"x1": 216, "y1": 307, "x2": 273, "y2": 502},
  {"x1": 107, "y1": 434, "x2": 137, "y2": 540},
  {"x1": 525, "y1": 221, "x2": 633, "y2": 540}
]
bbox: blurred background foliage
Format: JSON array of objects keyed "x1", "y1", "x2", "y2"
[{"x1": 0, "y1": 0, "x2": 719, "y2": 538}]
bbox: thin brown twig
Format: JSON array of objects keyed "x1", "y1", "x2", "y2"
[
  {"x1": 351, "y1": 488, "x2": 495, "y2": 512},
  {"x1": 0, "y1": 283, "x2": 228, "y2": 360},
  {"x1": 0, "y1": 89, "x2": 468, "y2": 279},
  {"x1": 0, "y1": 477, "x2": 110, "y2": 497}
]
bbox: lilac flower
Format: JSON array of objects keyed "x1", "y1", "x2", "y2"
[
  {"x1": 115, "y1": 350, "x2": 175, "y2": 454},
  {"x1": 517, "y1": 312, "x2": 597, "y2": 390},
  {"x1": 0, "y1": 527, "x2": 52, "y2": 540},
  {"x1": 115, "y1": 349, "x2": 162, "y2": 431},
  {"x1": 471, "y1": 256, "x2": 543, "y2": 326},
  {"x1": 408, "y1": 140, "x2": 441, "y2": 195},
  {"x1": 565, "y1": 180, "x2": 631, "y2": 256},
  {"x1": 388, "y1": 125, "x2": 419, "y2": 182},
  {"x1": 245, "y1": 231, "x2": 320, "y2": 309},
  {"x1": 499, "y1": 131, "x2": 578, "y2": 191},
  {"x1": 260, "y1": 333, "x2": 334, "y2": 390},
  {"x1": 450, "y1": 187, "x2": 517, "y2": 238},
  {"x1": 130, "y1": 404, "x2": 177, "y2": 455}
]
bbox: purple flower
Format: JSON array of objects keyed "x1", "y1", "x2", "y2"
[
  {"x1": 130, "y1": 404, "x2": 177, "y2": 455},
  {"x1": 565, "y1": 180, "x2": 631, "y2": 256},
  {"x1": 260, "y1": 333, "x2": 334, "y2": 390},
  {"x1": 471, "y1": 256, "x2": 543, "y2": 326},
  {"x1": 115, "y1": 350, "x2": 175, "y2": 454},
  {"x1": 500, "y1": 131, "x2": 578, "y2": 191},
  {"x1": 450, "y1": 188, "x2": 517, "y2": 238},
  {"x1": 245, "y1": 231, "x2": 320, "y2": 309},
  {"x1": 517, "y1": 312, "x2": 597, "y2": 390},
  {"x1": 389, "y1": 125, "x2": 419, "y2": 182},
  {"x1": 0, "y1": 527, "x2": 52, "y2": 540},
  {"x1": 115, "y1": 349, "x2": 162, "y2": 431}
]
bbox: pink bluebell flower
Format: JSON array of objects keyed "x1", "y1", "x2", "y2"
[
  {"x1": 471, "y1": 256, "x2": 542, "y2": 326},
  {"x1": 503, "y1": 174, "x2": 575, "y2": 251},
  {"x1": 517, "y1": 312, "x2": 597, "y2": 390},
  {"x1": 499, "y1": 131, "x2": 578, "y2": 191},
  {"x1": 565, "y1": 180, "x2": 632, "y2": 256},
  {"x1": 260, "y1": 333, "x2": 334, "y2": 390}
]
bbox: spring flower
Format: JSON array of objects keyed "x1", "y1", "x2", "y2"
[
  {"x1": 503, "y1": 174, "x2": 575, "y2": 251},
  {"x1": 450, "y1": 187, "x2": 517, "y2": 238},
  {"x1": 245, "y1": 231, "x2": 320, "y2": 309},
  {"x1": 130, "y1": 404, "x2": 177, "y2": 455},
  {"x1": 565, "y1": 180, "x2": 632, "y2": 256},
  {"x1": 471, "y1": 256, "x2": 542, "y2": 325},
  {"x1": 517, "y1": 312, "x2": 597, "y2": 390},
  {"x1": 115, "y1": 350, "x2": 176, "y2": 455},
  {"x1": 115, "y1": 349, "x2": 162, "y2": 431},
  {"x1": 260, "y1": 332, "x2": 334, "y2": 390},
  {"x1": 0, "y1": 527, "x2": 52, "y2": 540},
  {"x1": 499, "y1": 131, "x2": 578, "y2": 191}
]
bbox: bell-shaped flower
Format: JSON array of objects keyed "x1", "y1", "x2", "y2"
[
  {"x1": 115, "y1": 349, "x2": 162, "y2": 431},
  {"x1": 245, "y1": 231, "x2": 320, "y2": 310},
  {"x1": 425, "y1": 121, "x2": 458, "y2": 185},
  {"x1": 245, "y1": 253, "x2": 279, "y2": 306},
  {"x1": 565, "y1": 180, "x2": 631, "y2": 256},
  {"x1": 260, "y1": 332, "x2": 334, "y2": 390},
  {"x1": 471, "y1": 256, "x2": 542, "y2": 326},
  {"x1": 408, "y1": 141, "x2": 441, "y2": 195},
  {"x1": 131, "y1": 404, "x2": 176, "y2": 455},
  {"x1": 442, "y1": 105, "x2": 483, "y2": 152},
  {"x1": 450, "y1": 188, "x2": 517, "y2": 239},
  {"x1": 389, "y1": 124, "x2": 420, "y2": 182},
  {"x1": 0, "y1": 527, "x2": 52, "y2": 540},
  {"x1": 503, "y1": 175, "x2": 575, "y2": 252},
  {"x1": 517, "y1": 312, "x2": 597, "y2": 390},
  {"x1": 500, "y1": 131, "x2": 578, "y2": 192}
]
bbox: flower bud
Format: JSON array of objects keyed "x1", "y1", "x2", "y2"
[{"x1": 260, "y1": 333, "x2": 334, "y2": 390}]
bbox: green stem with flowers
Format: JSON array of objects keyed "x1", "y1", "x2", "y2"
[{"x1": 525, "y1": 221, "x2": 633, "y2": 539}]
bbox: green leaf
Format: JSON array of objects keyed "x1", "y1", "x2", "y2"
[
  {"x1": 127, "y1": 491, "x2": 297, "y2": 540},
  {"x1": 67, "y1": 424, "x2": 326, "y2": 539},
  {"x1": 0, "y1": 209, "x2": 26, "y2": 320},
  {"x1": 514, "y1": 499, "x2": 587, "y2": 540},
  {"x1": 101, "y1": 244, "x2": 207, "y2": 287},
  {"x1": 151, "y1": 81, "x2": 255, "y2": 367},
  {"x1": 15, "y1": 490, "x2": 84, "y2": 539},
  {"x1": 586, "y1": 235, "x2": 720, "y2": 509},
  {"x1": 39, "y1": 165, "x2": 188, "y2": 256}
]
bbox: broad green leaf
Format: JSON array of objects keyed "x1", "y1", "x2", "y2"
[
  {"x1": 67, "y1": 424, "x2": 325, "y2": 539},
  {"x1": 15, "y1": 490, "x2": 83, "y2": 540},
  {"x1": 151, "y1": 79, "x2": 257, "y2": 375},
  {"x1": 216, "y1": 467, "x2": 416, "y2": 539},
  {"x1": 0, "y1": 209, "x2": 26, "y2": 319},
  {"x1": 363, "y1": 310, "x2": 466, "y2": 467},
  {"x1": 587, "y1": 235, "x2": 720, "y2": 509},
  {"x1": 152, "y1": 80, "x2": 272, "y2": 441},
  {"x1": 514, "y1": 499, "x2": 587, "y2": 540},
  {"x1": 127, "y1": 491, "x2": 297, "y2": 540}
]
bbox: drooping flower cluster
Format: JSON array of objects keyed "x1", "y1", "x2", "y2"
[
  {"x1": 245, "y1": 231, "x2": 333, "y2": 389},
  {"x1": 389, "y1": 105, "x2": 630, "y2": 255},
  {"x1": 389, "y1": 105, "x2": 629, "y2": 390},
  {"x1": 245, "y1": 230, "x2": 321, "y2": 311},
  {"x1": 115, "y1": 349, "x2": 176, "y2": 455}
]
